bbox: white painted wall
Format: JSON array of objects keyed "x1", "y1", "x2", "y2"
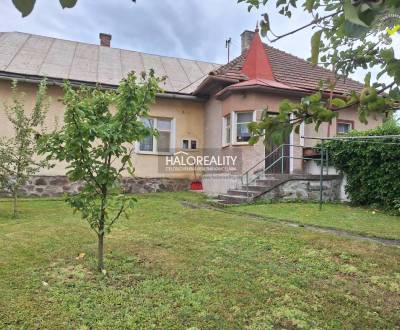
[
  {"x1": 202, "y1": 174, "x2": 242, "y2": 196},
  {"x1": 340, "y1": 175, "x2": 350, "y2": 202},
  {"x1": 304, "y1": 160, "x2": 349, "y2": 201},
  {"x1": 304, "y1": 160, "x2": 339, "y2": 175}
]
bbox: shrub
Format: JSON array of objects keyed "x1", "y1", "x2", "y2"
[{"x1": 324, "y1": 120, "x2": 400, "y2": 214}]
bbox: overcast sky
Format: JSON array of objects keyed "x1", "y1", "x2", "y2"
[
  {"x1": 0, "y1": 0, "x2": 333, "y2": 63},
  {"x1": 0, "y1": 0, "x2": 399, "y2": 84}
]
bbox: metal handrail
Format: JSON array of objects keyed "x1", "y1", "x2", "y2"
[
  {"x1": 247, "y1": 156, "x2": 282, "y2": 185},
  {"x1": 241, "y1": 144, "x2": 283, "y2": 180},
  {"x1": 240, "y1": 143, "x2": 312, "y2": 186},
  {"x1": 244, "y1": 155, "x2": 318, "y2": 188},
  {"x1": 240, "y1": 142, "x2": 328, "y2": 210},
  {"x1": 243, "y1": 143, "x2": 311, "y2": 176}
]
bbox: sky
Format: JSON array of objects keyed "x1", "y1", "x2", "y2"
[
  {"x1": 0, "y1": 0, "x2": 336, "y2": 63},
  {"x1": 0, "y1": 0, "x2": 399, "y2": 85}
]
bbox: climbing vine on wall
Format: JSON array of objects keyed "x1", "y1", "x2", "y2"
[{"x1": 323, "y1": 120, "x2": 400, "y2": 214}]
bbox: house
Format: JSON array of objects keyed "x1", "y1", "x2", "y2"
[{"x1": 0, "y1": 28, "x2": 384, "y2": 198}]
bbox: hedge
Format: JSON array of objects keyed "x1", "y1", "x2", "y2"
[{"x1": 324, "y1": 120, "x2": 400, "y2": 214}]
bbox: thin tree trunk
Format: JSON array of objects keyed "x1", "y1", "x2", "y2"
[
  {"x1": 97, "y1": 170, "x2": 109, "y2": 272},
  {"x1": 12, "y1": 189, "x2": 17, "y2": 218},
  {"x1": 97, "y1": 232, "x2": 104, "y2": 272},
  {"x1": 97, "y1": 193, "x2": 106, "y2": 272}
]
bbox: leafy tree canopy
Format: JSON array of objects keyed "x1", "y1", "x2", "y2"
[
  {"x1": 0, "y1": 80, "x2": 49, "y2": 217},
  {"x1": 239, "y1": 0, "x2": 400, "y2": 144},
  {"x1": 39, "y1": 71, "x2": 162, "y2": 271}
]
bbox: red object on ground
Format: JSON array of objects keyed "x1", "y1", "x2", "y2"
[{"x1": 190, "y1": 181, "x2": 203, "y2": 191}]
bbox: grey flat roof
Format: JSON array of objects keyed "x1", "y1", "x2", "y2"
[{"x1": 0, "y1": 32, "x2": 221, "y2": 94}]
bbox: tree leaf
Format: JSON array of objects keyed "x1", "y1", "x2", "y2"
[
  {"x1": 344, "y1": 0, "x2": 369, "y2": 27},
  {"x1": 12, "y1": 0, "x2": 36, "y2": 17},
  {"x1": 260, "y1": 13, "x2": 270, "y2": 36},
  {"x1": 311, "y1": 30, "x2": 322, "y2": 66},
  {"x1": 364, "y1": 72, "x2": 371, "y2": 87},
  {"x1": 59, "y1": 0, "x2": 78, "y2": 8},
  {"x1": 304, "y1": 0, "x2": 315, "y2": 12},
  {"x1": 331, "y1": 98, "x2": 347, "y2": 108},
  {"x1": 343, "y1": 20, "x2": 369, "y2": 38},
  {"x1": 276, "y1": 0, "x2": 286, "y2": 7},
  {"x1": 387, "y1": 25, "x2": 400, "y2": 36}
]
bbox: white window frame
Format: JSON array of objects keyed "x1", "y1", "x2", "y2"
[
  {"x1": 290, "y1": 113, "x2": 295, "y2": 174},
  {"x1": 232, "y1": 110, "x2": 256, "y2": 145},
  {"x1": 222, "y1": 113, "x2": 232, "y2": 147},
  {"x1": 182, "y1": 138, "x2": 198, "y2": 151},
  {"x1": 136, "y1": 117, "x2": 176, "y2": 155},
  {"x1": 299, "y1": 121, "x2": 305, "y2": 147},
  {"x1": 182, "y1": 139, "x2": 190, "y2": 150},
  {"x1": 336, "y1": 120, "x2": 353, "y2": 135}
]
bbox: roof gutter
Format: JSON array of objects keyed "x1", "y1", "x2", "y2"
[
  {"x1": 193, "y1": 75, "x2": 239, "y2": 95},
  {"x1": 215, "y1": 84, "x2": 308, "y2": 100},
  {"x1": 157, "y1": 92, "x2": 206, "y2": 102},
  {"x1": 0, "y1": 71, "x2": 205, "y2": 102},
  {"x1": 215, "y1": 82, "x2": 350, "y2": 100}
]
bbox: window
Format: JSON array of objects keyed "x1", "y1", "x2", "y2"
[
  {"x1": 182, "y1": 139, "x2": 189, "y2": 150},
  {"x1": 139, "y1": 118, "x2": 154, "y2": 152},
  {"x1": 337, "y1": 120, "x2": 353, "y2": 135},
  {"x1": 236, "y1": 111, "x2": 254, "y2": 143},
  {"x1": 139, "y1": 117, "x2": 174, "y2": 154},
  {"x1": 191, "y1": 140, "x2": 197, "y2": 150},
  {"x1": 223, "y1": 114, "x2": 232, "y2": 146},
  {"x1": 156, "y1": 119, "x2": 172, "y2": 153},
  {"x1": 182, "y1": 139, "x2": 197, "y2": 150},
  {"x1": 222, "y1": 111, "x2": 256, "y2": 145}
]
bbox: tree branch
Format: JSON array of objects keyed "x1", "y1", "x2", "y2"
[{"x1": 270, "y1": 11, "x2": 342, "y2": 43}]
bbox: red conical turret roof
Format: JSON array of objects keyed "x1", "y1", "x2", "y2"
[{"x1": 241, "y1": 25, "x2": 275, "y2": 80}]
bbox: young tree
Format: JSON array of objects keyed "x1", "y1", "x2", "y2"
[
  {"x1": 0, "y1": 80, "x2": 49, "y2": 217},
  {"x1": 237, "y1": 0, "x2": 400, "y2": 144},
  {"x1": 39, "y1": 71, "x2": 162, "y2": 272}
]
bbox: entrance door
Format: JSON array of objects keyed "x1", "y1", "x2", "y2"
[{"x1": 265, "y1": 134, "x2": 290, "y2": 174}]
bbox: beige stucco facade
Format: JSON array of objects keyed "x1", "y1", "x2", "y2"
[
  {"x1": 0, "y1": 80, "x2": 204, "y2": 179},
  {"x1": 132, "y1": 97, "x2": 204, "y2": 179},
  {"x1": 0, "y1": 79, "x2": 384, "y2": 183},
  {"x1": 0, "y1": 30, "x2": 388, "y2": 199},
  {"x1": 203, "y1": 89, "x2": 384, "y2": 178}
]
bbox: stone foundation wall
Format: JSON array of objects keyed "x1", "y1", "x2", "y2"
[
  {"x1": 0, "y1": 176, "x2": 190, "y2": 197},
  {"x1": 259, "y1": 177, "x2": 342, "y2": 202}
]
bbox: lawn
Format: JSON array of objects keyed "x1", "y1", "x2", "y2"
[
  {"x1": 0, "y1": 192, "x2": 399, "y2": 329},
  {"x1": 230, "y1": 202, "x2": 400, "y2": 240}
]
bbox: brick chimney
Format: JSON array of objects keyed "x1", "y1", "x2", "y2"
[
  {"x1": 241, "y1": 30, "x2": 255, "y2": 54},
  {"x1": 99, "y1": 33, "x2": 112, "y2": 47}
]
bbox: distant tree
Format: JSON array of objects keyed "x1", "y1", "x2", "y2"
[
  {"x1": 0, "y1": 80, "x2": 49, "y2": 217},
  {"x1": 12, "y1": 0, "x2": 136, "y2": 17},
  {"x1": 237, "y1": 0, "x2": 400, "y2": 144},
  {"x1": 39, "y1": 71, "x2": 162, "y2": 272}
]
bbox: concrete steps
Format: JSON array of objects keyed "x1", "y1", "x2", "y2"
[
  {"x1": 214, "y1": 174, "x2": 341, "y2": 205},
  {"x1": 227, "y1": 189, "x2": 259, "y2": 197},
  {"x1": 216, "y1": 194, "x2": 250, "y2": 205},
  {"x1": 216, "y1": 175, "x2": 287, "y2": 205}
]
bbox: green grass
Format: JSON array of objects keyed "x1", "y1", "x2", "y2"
[
  {"x1": 0, "y1": 192, "x2": 399, "y2": 329},
  {"x1": 230, "y1": 202, "x2": 400, "y2": 240}
]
